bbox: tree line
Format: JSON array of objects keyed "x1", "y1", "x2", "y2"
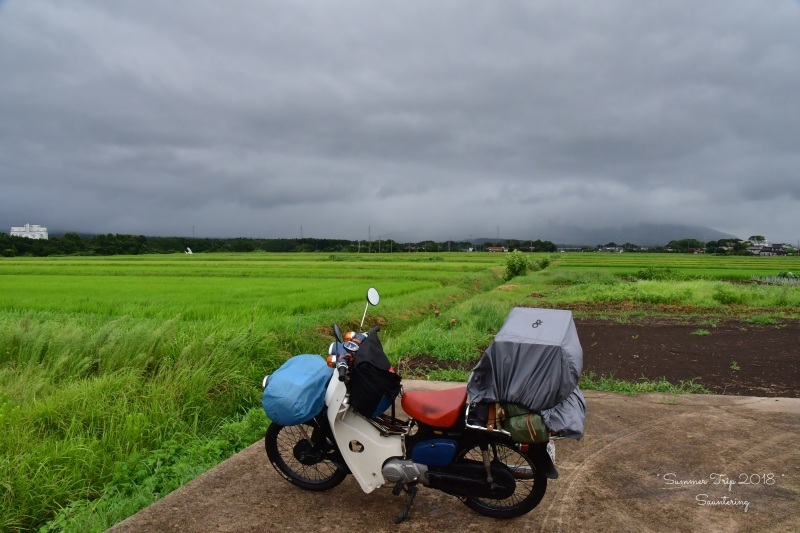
[
  {"x1": 0, "y1": 232, "x2": 791, "y2": 258},
  {"x1": 0, "y1": 233, "x2": 497, "y2": 257}
]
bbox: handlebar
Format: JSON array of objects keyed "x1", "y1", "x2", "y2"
[{"x1": 329, "y1": 326, "x2": 382, "y2": 382}]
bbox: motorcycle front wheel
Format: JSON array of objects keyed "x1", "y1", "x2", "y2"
[
  {"x1": 264, "y1": 421, "x2": 347, "y2": 491},
  {"x1": 458, "y1": 442, "x2": 547, "y2": 519}
]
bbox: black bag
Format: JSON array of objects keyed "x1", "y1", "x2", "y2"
[
  {"x1": 348, "y1": 329, "x2": 401, "y2": 418},
  {"x1": 349, "y1": 361, "x2": 402, "y2": 418}
]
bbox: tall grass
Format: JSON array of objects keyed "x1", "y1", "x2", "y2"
[
  {"x1": 386, "y1": 302, "x2": 507, "y2": 363},
  {"x1": 0, "y1": 313, "x2": 281, "y2": 531}
]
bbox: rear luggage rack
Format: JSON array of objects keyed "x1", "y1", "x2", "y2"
[{"x1": 464, "y1": 402, "x2": 512, "y2": 436}]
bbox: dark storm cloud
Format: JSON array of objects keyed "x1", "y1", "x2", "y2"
[{"x1": 1, "y1": 0, "x2": 798, "y2": 242}]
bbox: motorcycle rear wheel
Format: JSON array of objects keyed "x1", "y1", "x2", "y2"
[
  {"x1": 458, "y1": 442, "x2": 547, "y2": 519},
  {"x1": 264, "y1": 422, "x2": 347, "y2": 491}
]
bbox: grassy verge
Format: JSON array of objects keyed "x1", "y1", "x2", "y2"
[{"x1": 39, "y1": 408, "x2": 267, "y2": 532}]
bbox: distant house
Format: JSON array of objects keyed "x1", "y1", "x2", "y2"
[
  {"x1": 10, "y1": 223, "x2": 48, "y2": 240},
  {"x1": 486, "y1": 246, "x2": 509, "y2": 252},
  {"x1": 759, "y1": 246, "x2": 775, "y2": 257},
  {"x1": 772, "y1": 244, "x2": 789, "y2": 256}
]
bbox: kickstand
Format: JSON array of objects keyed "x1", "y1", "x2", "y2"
[{"x1": 393, "y1": 483, "x2": 418, "y2": 524}]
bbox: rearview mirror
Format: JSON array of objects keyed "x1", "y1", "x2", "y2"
[
  {"x1": 367, "y1": 287, "x2": 380, "y2": 306},
  {"x1": 360, "y1": 288, "x2": 380, "y2": 331}
]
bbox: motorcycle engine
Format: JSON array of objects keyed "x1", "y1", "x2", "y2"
[{"x1": 382, "y1": 459, "x2": 429, "y2": 485}]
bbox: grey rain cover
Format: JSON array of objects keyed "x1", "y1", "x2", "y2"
[{"x1": 467, "y1": 307, "x2": 586, "y2": 439}]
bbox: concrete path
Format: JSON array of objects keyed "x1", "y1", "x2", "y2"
[{"x1": 110, "y1": 382, "x2": 800, "y2": 532}]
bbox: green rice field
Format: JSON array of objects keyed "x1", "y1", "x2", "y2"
[{"x1": 0, "y1": 251, "x2": 797, "y2": 531}]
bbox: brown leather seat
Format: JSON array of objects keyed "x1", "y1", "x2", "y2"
[{"x1": 401, "y1": 386, "x2": 467, "y2": 428}]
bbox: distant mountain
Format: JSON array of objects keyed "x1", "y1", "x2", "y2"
[{"x1": 475, "y1": 223, "x2": 739, "y2": 247}]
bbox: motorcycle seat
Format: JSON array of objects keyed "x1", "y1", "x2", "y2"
[{"x1": 401, "y1": 386, "x2": 467, "y2": 428}]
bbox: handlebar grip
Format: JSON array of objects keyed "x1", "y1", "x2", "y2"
[{"x1": 338, "y1": 365, "x2": 347, "y2": 381}]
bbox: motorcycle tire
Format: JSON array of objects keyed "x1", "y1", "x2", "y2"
[
  {"x1": 264, "y1": 422, "x2": 347, "y2": 491},
  {"x1": 457, "y1": 441, "x2": 547, "y2": 519}
]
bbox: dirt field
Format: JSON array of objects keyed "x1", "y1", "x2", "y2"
[
  {"x1": 403, "y1": 318, "x2": 799, "y2": 398},
  {"x1": 578, "y1": 318, "x2": 799, "y2": 398}
]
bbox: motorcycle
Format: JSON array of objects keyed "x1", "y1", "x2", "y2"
[{"x1": 261, "y1": 288, "x2": 559, "y2": 523}]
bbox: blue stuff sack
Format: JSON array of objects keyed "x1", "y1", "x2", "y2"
[{"x1": 262, "y1": 354, "x2": 333, "y2": 426}]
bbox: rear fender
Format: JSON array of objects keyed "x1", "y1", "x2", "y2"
[{"x1": 528, "y1": 442, "x2": 558, "y2": 479}]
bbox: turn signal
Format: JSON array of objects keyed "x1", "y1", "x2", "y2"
[{"x1": 326, "y1": 355, "x2": 337, "y2": 368}]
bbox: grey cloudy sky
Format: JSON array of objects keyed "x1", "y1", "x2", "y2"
[{"x1": 1, "y1": 0, "x2": 799, "y2": 243}]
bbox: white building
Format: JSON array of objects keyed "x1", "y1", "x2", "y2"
[{"x1": 10, "y1": 224, "x2": 48, "y2": 240}]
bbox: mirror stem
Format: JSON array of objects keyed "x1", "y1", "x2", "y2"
[{"x1": 359, "y1": 302, "x2": 369, "y2": 331}]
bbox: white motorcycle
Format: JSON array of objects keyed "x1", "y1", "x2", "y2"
[{"x1": 262, "y1": 288, "x2": 559, "y2": 523}]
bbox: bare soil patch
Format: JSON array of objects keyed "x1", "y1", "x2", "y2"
[
  {"x1": 402, "y1": 318, "x2": 799, "y2": 398},
  {"x1": 578, "y1": 318, "x2": 799, "y2": 397}
]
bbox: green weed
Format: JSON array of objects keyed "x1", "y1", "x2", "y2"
[
  {"x1": 745, "y1": 315, "x2": 777, "y2": 325},
  {"x1": 503, "y1": 250, "x2": 530, "y2": 281},
  {"x1": 636, "y1": 266, "x2": 684, "y2": 281},
  {"x1": 424, "y1": 368, "x2": 471, "y2": 382},
  {"x1": 579, "y1": 372, "x2": 709, "y2": 395}
]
